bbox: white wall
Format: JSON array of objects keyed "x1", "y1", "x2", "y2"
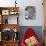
[{"x1": 0, "y1": 0, "x2": 44, "y2": 26}]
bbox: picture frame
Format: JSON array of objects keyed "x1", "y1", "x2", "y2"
[
  {"x1": 2, "y1": 10, "x2": 9, "y2": 15},
  {"x1": 25, "y1": 6, "x2": 36, "y2": 20}
]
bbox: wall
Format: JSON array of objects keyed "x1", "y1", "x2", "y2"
[
  {"x1": 0, "y1": 0, "x2": 44, "y2": 26},
  {"x1": 18, "y1": 0, "x2": 44, "y2": 26}
]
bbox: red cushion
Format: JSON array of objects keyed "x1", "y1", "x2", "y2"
[{"x1": 21, "y1": 28, "x2": 41, "y2": 46}]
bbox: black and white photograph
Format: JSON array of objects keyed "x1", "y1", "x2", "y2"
[{"x1": 25, "y1": 6, "x2": 36, "y2": 20}]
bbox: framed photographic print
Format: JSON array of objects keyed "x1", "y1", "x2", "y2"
[
  {"x1": 2, "y1": 10, "x2": 9, "y2": 15},
  {"x1": 25, "y1": 6, "x2": 36, "y2": 20}
]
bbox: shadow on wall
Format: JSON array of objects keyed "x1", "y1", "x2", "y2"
[{"x1": 18, "y1": 26, "x2": 44, "y2": 44}]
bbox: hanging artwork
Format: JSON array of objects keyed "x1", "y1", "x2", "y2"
[{"x1": 25, "y1": 6, "x2": 36, "y2": 20}]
